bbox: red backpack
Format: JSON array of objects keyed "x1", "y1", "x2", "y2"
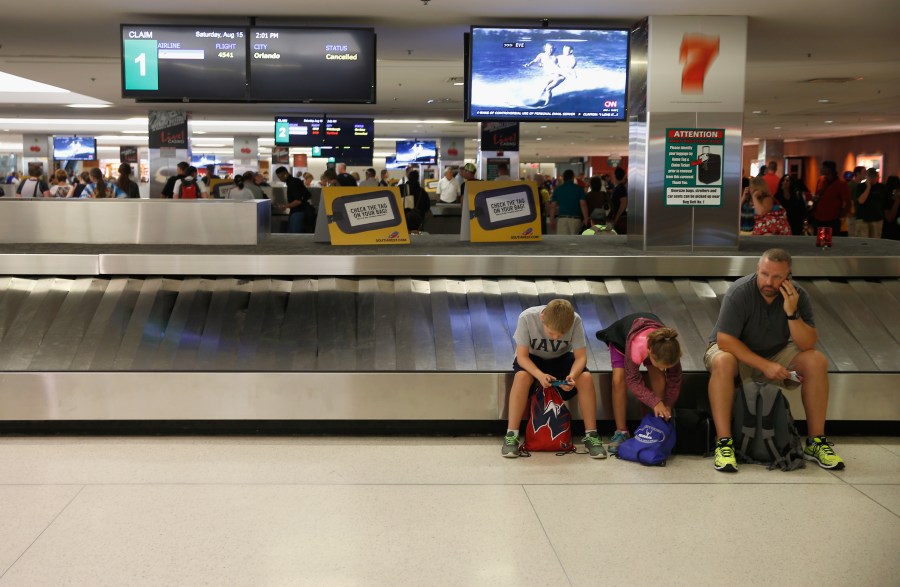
[
  {"x1": 522, "y1": 385, "x2": 575, "y2": 453},
  {"x1": 180, "y1": 179, "x2": 199, "y2": 199}
]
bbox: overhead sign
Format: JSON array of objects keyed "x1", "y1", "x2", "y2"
[
  {"x1": 467, "y1": 181, "x2": 541, "y2": 242},
  {"x1": 148, "y1": 110, "x2": 189, "y2": 149},
  {"x1": 480, "y1": 122, "x2": 519, "y2": 151},
  {"x1": 324, "y1": 186, "x2": 410, "y2": 245},
  {"x1": 664, "y1": 128, "x2": 724, "y2": 206}
]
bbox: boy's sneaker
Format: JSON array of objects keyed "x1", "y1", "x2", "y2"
[
  {"x1": 582, "y1": 432, "x2": 608, "y2": 459},
  {"x1": 804, "y1": 436, "x2": 845, "y2": 470},
  {"x1": 714, "y1": 437, "x2": 738, "y2": 472},
  {"x1": 501, "y1": 432, "x2": 521, "y2": 458},
  {"x1": 608, "y1": 430, "x2": 631, "y2": 455}
]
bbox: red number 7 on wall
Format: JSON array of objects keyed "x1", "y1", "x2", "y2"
[{"x1": 679, "y1": 34, "x2": 720, "y2": 93}]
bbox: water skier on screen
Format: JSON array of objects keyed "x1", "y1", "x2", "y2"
[{"x1": 523, "y1": 43, "x2": 576, "y2": 107}]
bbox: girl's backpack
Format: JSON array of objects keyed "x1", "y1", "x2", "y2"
[{"x1": 616, "y1": 415, "x2": 676, "y2": 466}]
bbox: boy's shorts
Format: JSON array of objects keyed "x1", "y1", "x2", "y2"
[
  {"x1": 513, "y1": 352, "x2": 582, "y2": 401},
  {"x1": 609, "y1": 346, "x2": 652, "y2": 370}
]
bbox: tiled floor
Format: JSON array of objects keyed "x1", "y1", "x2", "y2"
[{"x1": 0, "y1": 435, "x2": 897, "y2": 586}]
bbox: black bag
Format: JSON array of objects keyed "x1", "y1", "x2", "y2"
[
  {"x1": 673, "y1": 408, "x2": 715, "y2": 456},
  {"x1": 732, "y1": 381, "x2": 806, "y2": 471}
]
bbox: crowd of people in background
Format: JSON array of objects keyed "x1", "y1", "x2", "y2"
[
  {"x1": 745, "y1": 160, "x2": 899, "y2": 240},
  {"x1": 3, "y1": 158, "x2": 897, "y2": 241}
]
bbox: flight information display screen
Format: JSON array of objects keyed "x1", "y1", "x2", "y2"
[
  {"x1": 248, "y1": 27, "x2": 376, "y2": 103},
  {"x1": 313, "y1": 118, "x2": 374, "y2": 165},
  {"x1": 121, "y1": 25, "x2": 248, "y2": 101},
  {"x1": 274, "y1": 116, "x2": 326, "y2": 146}
]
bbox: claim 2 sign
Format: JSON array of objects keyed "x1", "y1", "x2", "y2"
[{"x1": 664, "y1": 128, "x2": 725, "y2": 207}]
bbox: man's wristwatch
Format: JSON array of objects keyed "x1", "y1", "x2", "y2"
[{"x1": 787, "y1": 310, "x2": 801, "y2": 320}]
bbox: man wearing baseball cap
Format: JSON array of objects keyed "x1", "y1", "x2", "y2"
[{"x1": 459, "y1": 162, "x2": 478, "y2": 197}]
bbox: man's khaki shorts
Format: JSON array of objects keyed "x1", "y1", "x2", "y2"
[{"x1": 704, "y1": 341, "x2": 803, "y2": 390}]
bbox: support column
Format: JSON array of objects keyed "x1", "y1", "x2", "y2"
[
  {"x1": 627, "y1": 16, "x2": 748, "y2": 250},
  {"x1": 758, "y1": 139, "x2": 785, "y2": 173},
  {"x1": 147, "y1": 110, "x2": 190, "y2": 198}
]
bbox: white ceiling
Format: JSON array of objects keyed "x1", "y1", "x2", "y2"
[{"x1": 1, "y1": 0, "x2": 899, "y2": 161}]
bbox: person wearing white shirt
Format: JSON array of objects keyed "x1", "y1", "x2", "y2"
[
  {"x1": 359, "y1": 167, "x2": 379, "y2": 187},
  {"x1": 438, "y1": 167, "x2": 460, "y2": 203}
]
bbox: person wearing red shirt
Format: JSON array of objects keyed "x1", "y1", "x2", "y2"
[
  {"x1": 763, "y1": 160, "x2": 780, "y2": 196},
  {"x1": 811, "y1": 160, "x2": 851, "y2": 234}
]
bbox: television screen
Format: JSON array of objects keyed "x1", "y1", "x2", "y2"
[
  {"x1": 53, "y1": 136, "x2": 97, "y2": 161},
  {"x1": 395, "y1": 140, "x2": 437, "y2": 165},
  {"x1": 467, "y1": 27, "x2": 628, "y2": 122},
  {"x1": 249, "y1": 27, "x2": 376, "y2": 103},
  {"x1": 121, "y1": 25, "x2": 248, "y2": 101},
  {"x1": 384, "y1": 156, "x2": 407, "y2": 170},
  {"x1": 274, "y1": 116, "x2": 325, "y2": 146},
  {"x1": 191, "y1": 154, "x2": 221, "y2": 166}
]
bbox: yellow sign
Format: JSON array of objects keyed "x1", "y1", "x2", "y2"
[
  {"x1": 324, "y1": 186, "x2": 410, "y2": 245},
  {"x1": 467, "y1": 181, "x2": 542, "y2": 242}
]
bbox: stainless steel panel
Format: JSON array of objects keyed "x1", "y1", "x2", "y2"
[
  {"x1": 94, "y1": 253, "x2": 900, "y2": 278},
  {"x1": 0, "y1": 199, "x2": 270, "y2": 245},
  {"x1": 317, "y1": 278, "x2": 358, "y2": 370},
  {"x1": 0, "y1": 371, "x2": 895, "y2": 422},
  {"x1": 0, "y1": 255, "x2": 99, "y2": 276},
  {"x1": 0, "y1": 372, "x2": 503, "y2": 420}
]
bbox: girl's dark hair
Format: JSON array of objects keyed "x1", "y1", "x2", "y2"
[
  {"x1": 117, "y1": 163, "x2": 132, "y2": 191},
  {"x1": 89, "y1": 167, "x2": 108, "y2": 198},
  {"x1": 647, "y1": 327, "x2": 682, "y2": 366}
]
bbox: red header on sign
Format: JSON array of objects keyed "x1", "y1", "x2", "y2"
[{"x1": 667, "y1": 129, "x2": 723, "y2": 139}]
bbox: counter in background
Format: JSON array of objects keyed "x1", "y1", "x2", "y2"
[{"x1": 0, "y1": 198, "x2": 271, "y2": 245}]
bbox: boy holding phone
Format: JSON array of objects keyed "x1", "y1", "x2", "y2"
[{"x1": 502, "y1": 299, "x2": 606, "y2": 459}]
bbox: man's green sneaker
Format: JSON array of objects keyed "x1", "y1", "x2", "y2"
[
  {"x1": 583, "y1": 432, "x2": 608, "y2": 459},
  {"x1": 804, "y1": 436, "x2": 845, "y2": 470},
  {"x1": 714, "y1": 437, "x2": 738, "y2": 472},
  {"x1": 501, "y1": 432, "x2": 521, "y2": 458}
]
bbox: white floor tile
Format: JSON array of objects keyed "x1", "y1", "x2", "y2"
[
  {"x1": 526, "y1": 484, "x2": 900, "y2": 587},
  {"x1": 0, "y1": 437, "x2": 842, "y2": 486},
  {"x1": 865, "y1": 436, "x2": 900, "y2": 458},
  {"x1": 0, "y1": 485, "x2": 569, "y2": 587},
  {"x1": 0, "y1": 486, "x2": 82, "y2": 576},
  {"x1": 814, "y1": 440, "x2": 900, "y2": 484},
  {"x1": 854, "y1": 484, "x2": 900, "y2": 517}
]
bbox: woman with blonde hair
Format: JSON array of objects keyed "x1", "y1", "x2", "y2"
[
  {"x1": 748, "y1": 176, "x2": 791, "y2": 235},
  {"x1": 48, "y1": 169, "x2": 72, "y2": 198}
]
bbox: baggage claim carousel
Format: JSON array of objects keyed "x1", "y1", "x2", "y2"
[{"x1": 1, "y1": 235, "x2": 898, "y2": 434}]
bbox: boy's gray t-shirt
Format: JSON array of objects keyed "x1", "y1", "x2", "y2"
[{"x1": 513, "y1": 305, "x2": 586, "y2": 359}]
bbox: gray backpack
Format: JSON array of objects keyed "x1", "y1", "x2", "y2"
[{"x1": 732, "y1": 381, "x2": 806, "y2": 471}]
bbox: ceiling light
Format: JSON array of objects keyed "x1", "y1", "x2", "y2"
[
  {"x1": 824, "y1": 120, "x2": 833, "y2": 124},
  {"x1": 774, "y1": 126, "x2": 782, "y2": 130},
  {"x1": 121, "y1": 130, "x2": 146, "y2": 134},
  {"x1": 536, "y1": 138, "x2": 542, "y2": 141},
  {"x1": 193, "y1": 130, "x2": 207, "y2": 135},
  {"x1": 817, "y1": 99, "x2": 831, "y2": 103},
  {"x1": 751, "y1": 110, "x2": 764, "y2": 114},
  {"x1": 66, "y1": 103, "x2": 110, "y2": 108},
  {"x1": 453, "y1": 82, "x2": 464, "y2": 86}
]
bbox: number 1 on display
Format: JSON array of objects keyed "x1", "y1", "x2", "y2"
[{"x1": 123, "y1": 39, "x2": 159, "y2": 91}]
